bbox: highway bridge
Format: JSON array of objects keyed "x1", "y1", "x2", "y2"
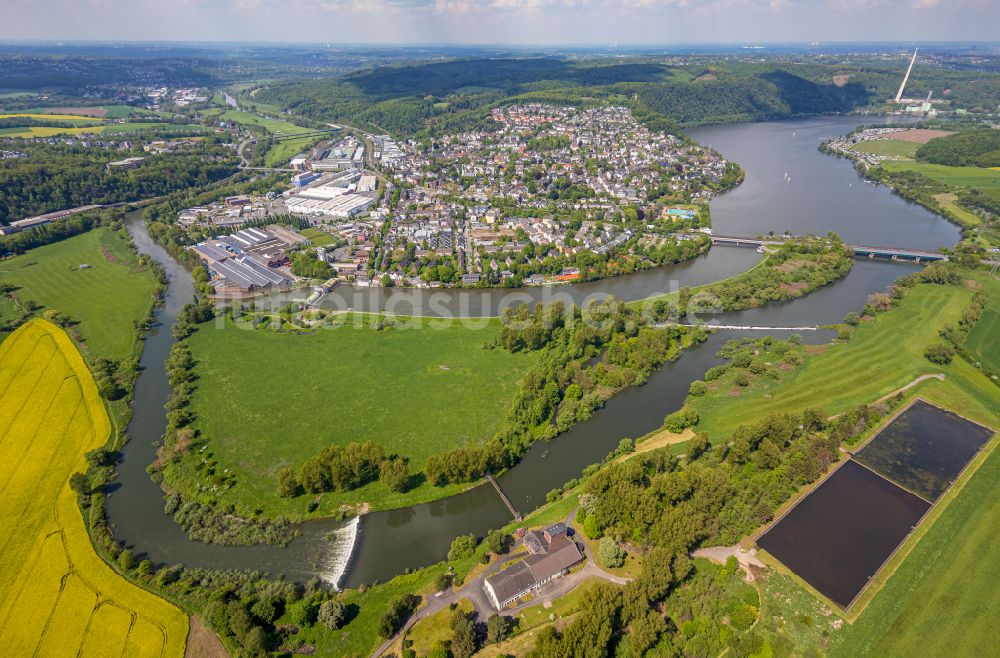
[{"x1": 707, "y1": 234, "x2": 948, "y2": 262}]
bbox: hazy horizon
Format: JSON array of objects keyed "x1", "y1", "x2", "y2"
[{"x1": 2, "y1": 1, "x2": 997, "y2": 46}]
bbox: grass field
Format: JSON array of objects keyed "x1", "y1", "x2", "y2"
[
  {"x1": 0, "y1": 319, "x2": 188, "y2": 657},
  {"x1": 300, "y1": 227, "x2": 336, "y2": 246},
  {"x1": 405, "y1": 598, "x2": 474, "y2": 655},
  {"x1": 850, "y1": 139, "x2": 919, "y2": 159},
  {"x1": 219, "y1": 109, "x2": 319, "y2": 166},
  {"x1": 0, "y1": 228, "x2": 159, "y2": 362},
  {"x1": 881, "y1": 161, "x2": 1000, "y2": 200},
  {"x1": 0, "y1": 91, "x2": 38, "y2": 99},
  {"x1": 966, "y1": 275, "x2": 1000, "y2": 373},
  {"x1": 102, "y1": 122, "x2": 204, "y2": 135},
  {"x1": 688, "y1": 282, "x2": 974, "y2": 439},
  {"x1": 168, "y1": 316, "x2": 538, "y2": 516}
]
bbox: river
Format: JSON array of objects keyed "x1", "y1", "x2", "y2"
[{"x1": 106, "y1": 116, "x2": 957, "y2": 590}]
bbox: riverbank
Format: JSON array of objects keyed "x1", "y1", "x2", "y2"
[{"x1": 90, "y1": 118, "x2": 967, "y2": 656}]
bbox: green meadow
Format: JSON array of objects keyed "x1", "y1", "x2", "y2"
[
  {"x1": 850, "y1": 139, "x2": 919, "y2": 159},
  {"x1": 881, "y1": 161, "x2": 1000, "y2": 199},
  {"x1": 0, "y1": 227, "x2": 158, "y2": 361},
  {"x1": 688, "y1": 281, "x2": 975, "y2": 440},
  {"x1": 219, "y1": 109, "x2": 320, "y2": 166},
  {"x1": 966, "y1": 275, "x2": 1000, "y2": 374},
  {"x1": 169, "y1": 316, "x2": 539, "y2": 516}
]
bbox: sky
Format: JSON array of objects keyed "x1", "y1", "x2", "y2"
[{"x1": 1, "y1": 0, "x2": 997, "y2": 45}]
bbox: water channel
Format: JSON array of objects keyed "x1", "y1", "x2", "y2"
[{"x1": 106, "y1": 116, "x2": 960, "y2": 589}]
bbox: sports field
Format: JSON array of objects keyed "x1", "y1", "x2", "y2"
[
  {"x1": 881, "y1": 161, "x2": 1000, "y2": 199},
  {"x1": 0, "y1": 319, "x2": 187, "y2": 657},
  {"x1": 0, "y1": 228, "x2": 159, "y2": 361},
  {"x1": 850, "y1": 139, "x2": 919, "y2": 159},
  {"x1": 689, "y1": 282, "x2": 975, "y2": 439},
  {"x1": 170, "y1": 316, "x2": 539, "y2": 515}
]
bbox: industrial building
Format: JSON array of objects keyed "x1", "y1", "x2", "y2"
[
  {"x1": 292, "y1": 171, "x2": 321, "y2": 187},
  {"x1": 284, "y1": 194, "x2": 375, "y2": 218},
  {"x1": 190, "y1": 226, "x2": 306, "y2": 293},
  {"x1": 284, "y1": 172, "x2": 375, "y2": 218}
]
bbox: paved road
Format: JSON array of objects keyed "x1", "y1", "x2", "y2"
[{"x1": 372, "y1": 509, "x2": 632, "y2": 657}]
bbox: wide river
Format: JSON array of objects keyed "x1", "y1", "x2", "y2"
[{"x1": 106, "y1": 116, "x2": 959, "y2": 589}]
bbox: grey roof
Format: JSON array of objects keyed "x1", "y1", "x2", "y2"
[
  {"x1": 194, "y1": 243, "x2": 232, "y2": 263},
  {"x1": 236, "y1": 256, "x2": 290, "y2": 285},
  {"x1": 210, "y1": 256, "x2": 291, "y2": 291},
  {"x1": 544, "y1": 522, "x2": 567, "y2": 537},
  {"x1": 485, "y1": 535, "x2": 583, "y2": 605},
  {"x1": 523, "y1": 530, "x2": 545, "y2": 554},
  {"x1": 485, "y1": 561, "x2": 536, "y2": 605},
  {"x1": 211, "y1": 260, "x2": 256, "y2": 290}
]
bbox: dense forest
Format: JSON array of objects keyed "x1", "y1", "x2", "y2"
[
  {"x1": 916, "y1": 128, "x2": 1000, "y2": 168},
  {"x1": 0, "y1": 141, "x2": 238, "y2": 222}
]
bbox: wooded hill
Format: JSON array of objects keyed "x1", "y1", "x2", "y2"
[
  {"x1": 917, "y1": 128, "x2": 1000, "y2": 168},
  {"x1": 254, "y1": 57, "x2": 1000, "y2": 137}
]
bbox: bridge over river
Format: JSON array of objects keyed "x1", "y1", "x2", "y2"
[{"x1": 706, "y1": 234, "x2": 948, "y2": 262}]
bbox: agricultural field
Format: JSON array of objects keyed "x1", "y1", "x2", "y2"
[
  {"x1": 0, "y1": 125, "x2": 97, "y2": 138},
  {"x1": 0, "y1": 111, "x2": 103, "y2": 123},
  {"x1": 0, "y1": 319, "x2": 188, "y2": 657},
  {"x1": 850, "y1": 139, "x2": 919, "y2": 159},
  {"x1": 167, "y1": 316, "x2": 539, "y2": 516},
  {"x1": 3, "y1": 105, "x2": 133, "y2": 118},
  {"x1": 881, "y1": 161, "x2": 1000, "y2": 199},
  {"x1": 0, "y1": 227, "x2": 159, "y2": 361},
  {"x1": 688, "y1": 281, "x2": 975, "y2": 439}
]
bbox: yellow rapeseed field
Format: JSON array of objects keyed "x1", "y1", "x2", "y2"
[
  {"x1": 0, "y1": 319, "x2": 188, "y2": 657},
  {"x1": 1, "y1": 112, "x2": 103, "y2": 121}
]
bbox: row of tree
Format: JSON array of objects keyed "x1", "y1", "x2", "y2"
[{"x1": 277, "y1": 442, "x2": 412, "y2": 497}]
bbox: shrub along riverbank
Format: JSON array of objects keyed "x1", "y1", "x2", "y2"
[{"x1": 150, "y1": 236, "x2": 856, "y2": 538}]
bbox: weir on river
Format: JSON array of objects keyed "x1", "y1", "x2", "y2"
[{"x1": 106, "y1": 116, "x2": 959, "y2": 591}]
